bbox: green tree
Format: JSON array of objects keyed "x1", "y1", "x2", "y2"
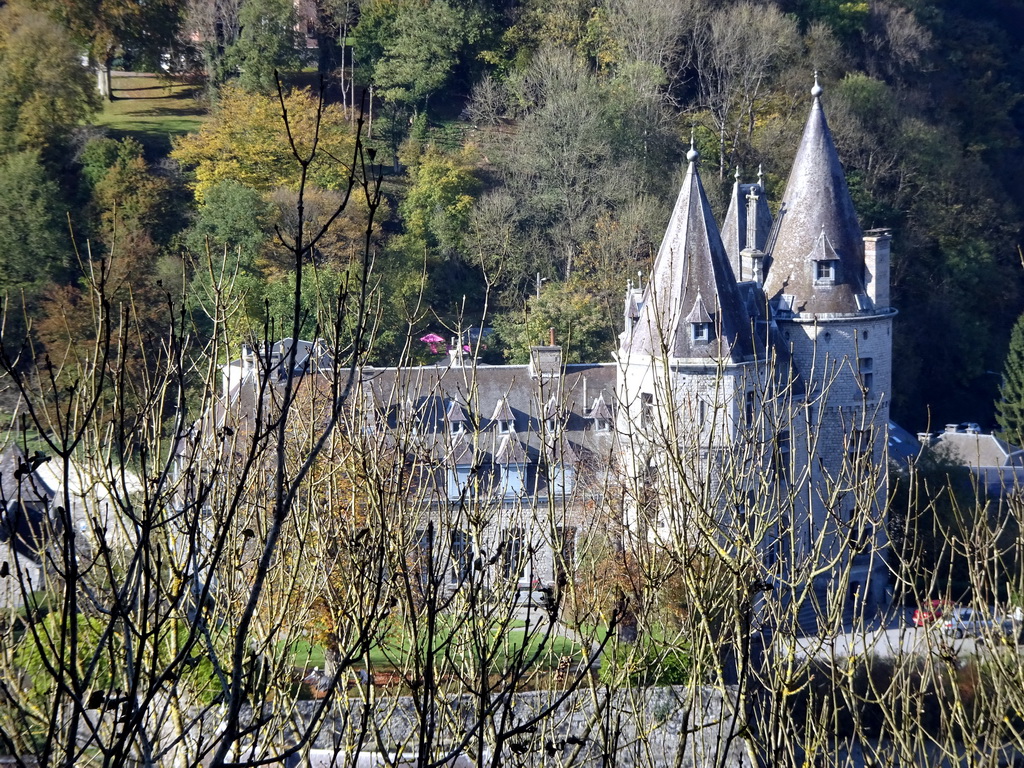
[
  {"x1": 172, "y1": 85, "x2": 359, "y2": 201},
  {"x1": 185, "y1": 179, "x2": 273, "y2": 265},
  {"x1": 0, "y1": 151, "x2": 67, "y2": 306},
  {"x1": 399, "y1": 143, "x2": 479, "y2": 255},
  {"x1": 0, "y1": 3, "x2": 99, "y2": 155},
  {"x1": 492, "y1": 280, "x2": 611, "y2": 364},
  {"x1": 996, "y1": 311, "x2": 1024, "y2": 447},
  {"x1": 227, "y1": 0, "x2": 300, "y2": 94}
]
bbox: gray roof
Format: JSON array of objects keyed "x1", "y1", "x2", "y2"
[
  {"x1": 361, "y1": 360, "x2": 619, "y2": 494},
  {"x1": 721, "y1": 173, "x2": 773, "y2": 281},
  {"x1": 624, "y1": 154, "x2": 755, "y2": 363},
  {"x1": 933, "y1": 432, "x2": 1024, "y2": 469},
  {"x1": 763, "y1": 85, "x2": 866, "y2": 316},
  {"x1": 0, "y1": 446, "x2": 55, "y2": 562},
  {"x1": 886, "y1": 421, "x2": 921, "y2": 466}
]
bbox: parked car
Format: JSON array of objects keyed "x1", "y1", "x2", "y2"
[
  {"x1": 942, "y1": 607, "x2": 1014, "y2": 639},
  {"x1": 913, "y1": 600, "x2": 949, "y2": 627}
]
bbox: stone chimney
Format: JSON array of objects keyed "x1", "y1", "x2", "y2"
[
  {"x1": 448, "y1": 337, "x2": 465, "y2": 368},
  {"x1": 863, "y1": 229, "x2": 891, "y2": 309},
  {"x1": 529, "y1": 330, "x2": 562, "y2": 380}
]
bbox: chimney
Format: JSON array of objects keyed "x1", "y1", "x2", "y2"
[
  {"x1": 863, "y1": 229, "x2": 891, "y2": 309},
  {"x1": 448, "y1": 337, "x2": 465, "y2": 368},
  {"x1": 745, "y1": 185, "x2": 760, "y2": 252},
  {"x1": 529, "y1": 341, "x2": 563, "y2": 381}
]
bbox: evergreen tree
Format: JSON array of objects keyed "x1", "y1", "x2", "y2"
[{"x1": 995, "y1": 312, "x2": 1024, "y2": 446}]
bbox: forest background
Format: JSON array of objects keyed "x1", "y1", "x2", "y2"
[{"x1": 1, "y1": 0, "x2": 1022, "y2": 433}]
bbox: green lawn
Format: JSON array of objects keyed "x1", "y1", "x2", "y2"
[
  {"x1": 285, "y1": 618, "x2": 580, "y2": 676},
  {"x1": 92, "y1": 72, "x2": 207, "y2": 157}
]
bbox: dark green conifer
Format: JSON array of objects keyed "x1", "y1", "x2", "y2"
[{"x1": 996, "y1": 313, "x2": 1024, "y2": 446}]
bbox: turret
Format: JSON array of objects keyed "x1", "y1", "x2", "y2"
[
  {"x1": 763, "y1": 75, "x2": 867, "y2": 316},
  {"x1": 622, "y1": 141, "x2": 755, "y2": 363}
]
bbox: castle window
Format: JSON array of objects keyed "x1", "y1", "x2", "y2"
[
  {"x1": 773, "y1": 430, "x2": 791, "y2": 483},
  {"x1": 815, "y1": 260, "x2": 837, "y2": 283},
  {"x1": 745, "y1": 391, "x2": 755, "y2": 426},
  {"x1": 692, "y1": 322, "x2": 711, "y2": 343},
  {"x1": 641, "y1": 393, "x2": 654, "y2": 426},
  {"x1": 858, "y1": 357, "x2": 874, "y2": 393},
  {"x1": 595, "y1": 418, "x2": 610, "y2": 433},
  {"x1": 450, "y1": 530, "x2": 473, "y2": 584}
]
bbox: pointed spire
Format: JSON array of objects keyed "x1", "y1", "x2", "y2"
[
  {"x1": 623, "y1": 148, "x2": 755, "y2": 362},
  {"x1": 763, "y1": 74, "x2": 866, "y2": 316}
]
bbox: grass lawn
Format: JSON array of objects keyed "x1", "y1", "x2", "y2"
[
  {"x1": 92, "y1": 72, "x2": 207, "y2": 158},
  {"x1": 285, "y1": 619, "x2": 579, "y2": 677}
]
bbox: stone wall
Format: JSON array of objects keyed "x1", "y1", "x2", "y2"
[{"x1": 287, "y1": 685, "x2": 755, "y2": 768}]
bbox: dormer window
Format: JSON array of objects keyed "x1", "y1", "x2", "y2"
[
  {"x1": 816, "y1": 260, "x2": 839, "y2": 284},
  {"x1": 490, "y1": 397, "x2": 515, "y2": 434},
  {"x1": 446, "y1": 400, "x2": 470, "y2": 436},
  {"x1": 588, "y1": 392, "x2": 613, "y2": 433},
  {"x1": 809, "y1": 229, "x2": 840, "y2": 285},
  {"x1": 685, "y1": 293, "x2": 713, "y2": 345}
]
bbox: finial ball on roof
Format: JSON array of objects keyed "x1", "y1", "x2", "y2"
[
  {"x1": 687, "y1": 146, "x2": 699, "y2": 162},
  {"x1": 811, "y1": 71, "x2": 823, "y2": 98}
]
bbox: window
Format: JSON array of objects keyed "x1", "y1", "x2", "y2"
[
  {"x1": 692, "y1": 322, "x2": 711, "y2": 343},
  {"x1": 451, "y1": 420, "x2": 465, "y2": 435},
  {"x1": 595, "y1": 418, "x2": 610, "y2": 433},
  {"x1": 498, "y1": 419, "x2": 512, "y2": 434},
  {"x1": 502, "y1": 528, "x2": 524, "y2": 579},
  {"x1": 858, "y1": 358, "x2": 874, "y2": 393},
  {"x1": 641, "y1": 393, "x2": 654, "y2": 427},
  {"x1": 773, "y1": 430, "x2": 791, "y2": 483},
  {"x1": 414, "y1": 527, "x2": 435, "y2": 589},
  {"x1": 744, "y1": 391, "x2": 755, "y2": 426},
  {"x1": 815, "y1": 260, "x2": 836, "y2": 282},
  {"x1": 450, "y1": 530, "x2": 472, "y2": 584}
]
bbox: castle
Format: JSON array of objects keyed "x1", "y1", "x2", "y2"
[
  {"x1": 211, "y1": 77, "x2": 895, "y2": 622},
  {"x1": 615, "y1": 76, "x2": 894, "y2": 618}
]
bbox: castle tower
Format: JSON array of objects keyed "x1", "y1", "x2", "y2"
[
  {"x1": 616, "y1": 142, "x2": 770, "y2": 533},
  {"x1": 762, "y1": 76, "x2": 896, "y2": 614}
]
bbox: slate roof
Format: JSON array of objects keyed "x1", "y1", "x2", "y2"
[
  {"x1": 360, "y1": 360, "x2": 618, "y2": 496},
  {"x1": 933, "y1": 431, "x2": 1024, "y2": 469},
  {"x1": 721, "y1": 170, "x2": 773, "y2": 282},
  {"x1": 0, "y1": 446, "x2": 54, "y2": 562},
  {"x1": 763, "y1": 80, "x2": 867, "y2": 316},
  {"x1": 623, "y1": 149, "x2": 756, "y2": 363}
]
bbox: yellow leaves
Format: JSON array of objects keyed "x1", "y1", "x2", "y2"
[{"x1": 172, "y1": 85, "x2": 357, "y2": 203}]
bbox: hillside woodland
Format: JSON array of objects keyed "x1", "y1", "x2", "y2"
[{"x1": 1, "y1": 0, "x2": 1023, "y2": 427}]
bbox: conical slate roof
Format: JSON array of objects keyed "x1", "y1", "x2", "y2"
[
  {"x1": 721, "y1": 169, "x2": 772, "y2": 281},
  {"x1": 763, "y1": 79, "x2": 865, "y2": 315},
  {"x1": 624, "y1": 147, "x2": 755, "y2": 362}
]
